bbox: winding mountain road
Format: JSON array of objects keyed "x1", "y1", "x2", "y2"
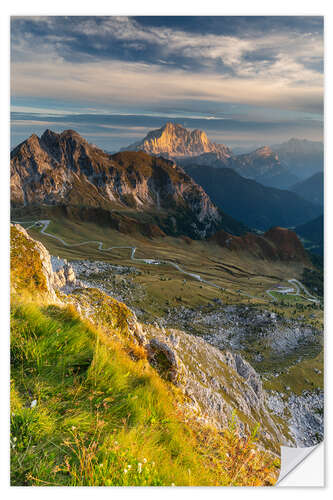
[
  {"x1": 13, "y1": 219, "x2": 223, "y2": 290},
  {"x1": 13, "y1": 219, "x2": 319, "y2": 303}
]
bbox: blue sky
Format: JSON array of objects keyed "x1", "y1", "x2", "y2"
[{"x1": 11, "y1": 16, "x2": 324, "y2": 151}]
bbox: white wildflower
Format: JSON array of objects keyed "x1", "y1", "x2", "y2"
[
  {"x1": 124, "y1": 468, "x2": 128, "y2": 474},
  {"x1": 127, "y1": 464, "x2": 131, "y2": 469},
  {"x1": 143, "y1": 458, "x2": 147, "y2": 463},
  {"x1": 30, "y1": 399, "x2": 37, "y2": 408}
]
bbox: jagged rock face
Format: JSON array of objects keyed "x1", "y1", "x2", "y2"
[
  {"x1": 123, "y1": 122, "x2": 232, "y2": 160},
  {"x1": 134, "y1": 324, "x2": 289, "y2": 451},
  {"x1": 10, "y1": 129, "x2": 222, "y2": 239}
]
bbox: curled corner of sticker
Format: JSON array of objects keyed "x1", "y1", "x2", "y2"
[{"x1": 276, "y1": 442, "x2": 324, "y2": 486}]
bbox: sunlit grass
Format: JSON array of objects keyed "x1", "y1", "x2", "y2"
[{"x1": 11, "y1": 300, "x2": 279, "y2": 486}]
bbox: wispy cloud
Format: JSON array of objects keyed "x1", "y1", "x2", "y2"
[{"x1": 10, "y1": 16, "x2": 324, "y2": 148}]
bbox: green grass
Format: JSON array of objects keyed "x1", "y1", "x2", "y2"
[
  {"x1": 264, "y1": 350, "x2": 323, "y2": 395},
  {"x1": 10, "y1": 299, "x2": 279, "y2": 486},
  {"x1": 269, "y1": 291, "x2": 312, "y2": 305}
]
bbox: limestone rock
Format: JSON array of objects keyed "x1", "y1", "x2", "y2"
[
  {"x1": 12, "y1": 224, "x2": 85, "y2": 299},
  {"x1": 123, "y1": 122, "x2": 232, "y2": 160}
]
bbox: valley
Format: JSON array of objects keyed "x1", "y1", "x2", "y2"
[{"x1": 12, "y1": 211, "x2": 324, "y2": 448}]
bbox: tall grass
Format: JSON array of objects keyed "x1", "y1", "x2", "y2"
[{"x1": 10, "y1": 300, "x2": 279, "y2": 486}]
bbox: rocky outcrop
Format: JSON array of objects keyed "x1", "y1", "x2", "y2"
[
  {"x1": 267, "y1": 390, "x2": 324, "y2": 447},
  {"x1": 11, "y1": 224, "x2": 85, "y2": 299},
  {"x1": 50, "y1": 256, "x2": 86, "y2": 293},
  {"x1": 123, "y1": 122, "x2": 232, "y2": 160},
  {"x1": 127, "y1": 321, "x2": 290, "y2": 451},
  {"x1": 146, "y1": 338, "x2": 182, "y2": 384},
  {"x1": 11, "y1": 225, "x2": 289, "y2": 451}
]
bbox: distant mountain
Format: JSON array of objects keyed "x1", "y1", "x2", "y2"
[
  {"x1": 227, "y1": 146, "x2": 299, "y2": 189},
  {"x1": 211, "y1": 226, "x2": 310, "y2": 264},
  {"x1": 290, "y1": 172, "x2": 323, "y2": 206},
  {"x1": 122, "y1": 122, "x2": 233, "y2": 161},
  {"x1": 124, "y1": 123, "x2": 300, "y2": 189},
  {"x1": 183, "y1": 165, "x2": 322, "y2": 231},
  {"x1": 10, "y1": 129, "x2": 247, "y2": 239},
  {"x1": 295, "y1": 215, "x2": 324, "y2": 256},
  {"x1": 271, "y1": 138, "x2": 324, "y2": 180},
  {"x1": 180, "y1": 147, "x2": 298, "y2": 189}
]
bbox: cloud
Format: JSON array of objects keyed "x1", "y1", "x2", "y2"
[
  {"x1": 11, "y1": 16, "x2": 323, "y2": 78},
  {"x1": 10, "y1": 16, "x2": 324, "y2": 149},
  {"x1": 11, "y1": 55, "x2": 323, "y2": 114}
]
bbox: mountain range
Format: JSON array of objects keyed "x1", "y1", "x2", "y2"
[
  {"x1": 10, "y1": 129, "x2": 247, "y2": 239},
  {"x1": 123, "y1": 122, "x2": 322, "y2": 189},
  {"x1": 271, "y1": 138, "x2": 324, "y2": 179},
  {"x1": 11, "y1": 127, "x2": 322, "y2": 263},
  {"x1": 183, "y1": 165, "x2": 322, "y2": 231}
]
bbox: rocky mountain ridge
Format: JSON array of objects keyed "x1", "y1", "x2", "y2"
[
  {"x1": 10, "y1": 129, "x2": 227, "y2": 239},
  {"x1": 123, "y1": 123, "x2": 300, "y2": 189},
  {"x1": 123, "y1": 122, "x2": 232, "y2": 160}
]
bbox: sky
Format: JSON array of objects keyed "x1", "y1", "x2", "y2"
[{"x1": 10, "y1": 16, "x2": 324, "y2": 152}]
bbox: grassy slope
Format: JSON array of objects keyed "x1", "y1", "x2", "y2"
[
  {"x1": 10, "y1": 227, "x2": 280, "y2": 486},
  {"x1": 11, "y1": 302, "x2": 280, "y2": 487}
]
